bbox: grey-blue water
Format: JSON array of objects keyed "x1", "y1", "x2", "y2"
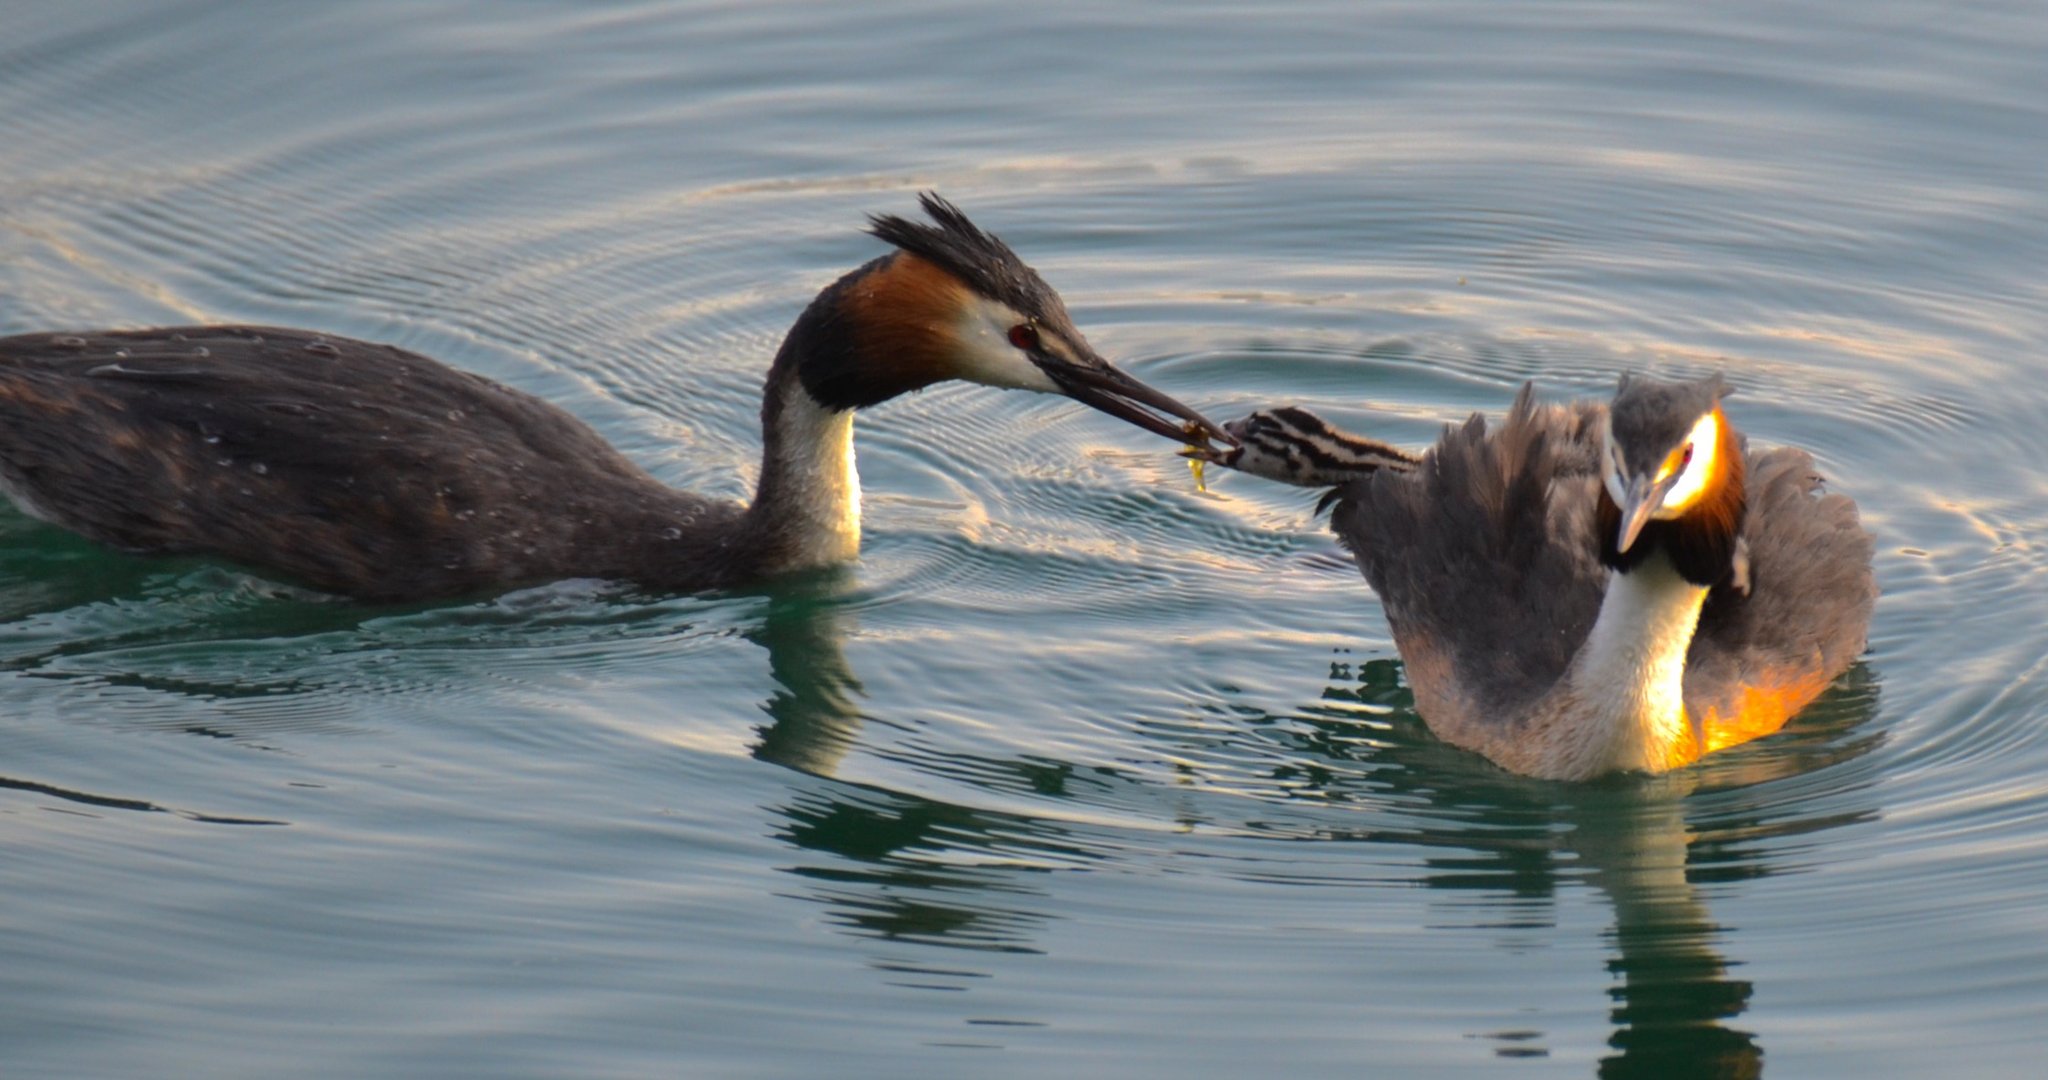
[{"x1": 3, "y1": 2, "x2": 2045, "y2": 1076}]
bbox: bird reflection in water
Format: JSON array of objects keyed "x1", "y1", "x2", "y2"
[
  {"x1": 746, "y1": 579, "x2": 1073, "y2": 959},
  {"x1": 739, "y1": 583, "x2": 1881, "y2": 1073},
  {"x1": 747, "y1": 575, "x2": 869, "y2": 780},
  {"x1": 1336, "y1": 657, "x2": 1883, "y2": 1078}
]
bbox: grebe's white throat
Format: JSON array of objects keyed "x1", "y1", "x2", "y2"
[
  {"x1": 764, "y1": 381, "x2": 862, "y2": 570},
  {"x1": 1538, "y1": 549, "x2": 1708, "y2": 779}
]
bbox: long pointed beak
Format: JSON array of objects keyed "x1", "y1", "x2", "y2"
[
  {"x1": 1615, "y1": 473, "x2": 1678, "y2": 553},
  {"x1": 1043, "y1": 356, "x2": 1238, "y2": 451}
]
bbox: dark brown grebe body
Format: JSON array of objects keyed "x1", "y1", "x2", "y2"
[{"x1": 0, "y1": 196, "x2": 1233, "y2": 601}]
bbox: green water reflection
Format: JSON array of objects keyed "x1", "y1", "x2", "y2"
[{"x1": 1342, "y1": 659, "x2": 1881, "y2": 1077}]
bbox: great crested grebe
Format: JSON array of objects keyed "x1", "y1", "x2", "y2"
[
  {"x1": 1191, "y1": 374, "x2": 1875, "y2": 780},
  {"x1": 0, "y1": 194, "x2": 1234, "y2": 601}
]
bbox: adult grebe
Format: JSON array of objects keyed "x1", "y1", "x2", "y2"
[
  {"x1": 1190, "y1": 374, "x2": 1875, "y2": 780},
  {"x1": 0, "y1": 194, "x2": 1234, "y2": 601}
]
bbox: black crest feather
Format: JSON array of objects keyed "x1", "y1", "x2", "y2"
[{"x1": 866, "y1": 193, "x2": 1062, "y2": 318}]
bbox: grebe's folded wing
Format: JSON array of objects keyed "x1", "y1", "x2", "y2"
[
  {"x1": 0, "y1": 327, "x2": 738, "y2": 597},
  {"x1": 1330, "y1": 383, "x2": 1611, "y2": 721},
  {"x1": 1682, "y1": 446, "x2": 1877, "y2": 734}
]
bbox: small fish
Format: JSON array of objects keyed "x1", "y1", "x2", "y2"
[{"x1": 1182, "y1": 420, "x2": 1207, "y2": 492}]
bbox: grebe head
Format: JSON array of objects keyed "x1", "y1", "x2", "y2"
[
  {"x1": 789, "y1": 193, "x2": 1234, "y2": 450},
  {"x1": 1598, "y1": 372, "x2": 1746, "y2": 585}
]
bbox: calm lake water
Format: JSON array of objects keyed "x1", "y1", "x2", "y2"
[{"x1": 4, "y1": 1, "x2": 2046, "y2": 1076}]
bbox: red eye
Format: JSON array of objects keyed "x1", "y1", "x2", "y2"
[
  {"x1": 1681, "y1": 444, "x2": 1694, "y2": 466},
  {"x1": 1007, "y1": 324, "x2": 1040, "y2": 351}
]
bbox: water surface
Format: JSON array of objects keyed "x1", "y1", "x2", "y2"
[{"x1": 4, "y1": 2, "x2": 2046, "y2": 1076}]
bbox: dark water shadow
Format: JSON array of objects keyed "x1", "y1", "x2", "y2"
[{"x1": 0, "y1": 772, "x2": 285, "y2": 825}]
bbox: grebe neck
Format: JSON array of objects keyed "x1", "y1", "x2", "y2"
[
  {"x1": 1537, "y1": 549, "x2": 1708, "y2": 779},
  {"x1": 742, "y1": 367, "x2": 861, "y2": 573}
]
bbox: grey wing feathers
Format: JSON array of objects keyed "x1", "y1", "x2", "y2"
[
  {"x1": 0, "y1": 327, "x2": 741, "y2": 598},
  {"x1": 1330, "y1": 383, "x2": 1610, "y2": 717},
  {"x1": 1684, "y1": 447, "x2": 1876, "y2": 716}
]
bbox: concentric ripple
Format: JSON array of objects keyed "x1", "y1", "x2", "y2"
[{"x1": 5, "y1": 1, "x2": 2048, "y2": 1076}]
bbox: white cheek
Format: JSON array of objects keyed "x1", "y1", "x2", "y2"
[
  {"x1": 952, "y1": 296, "x2": 1060, "y2": 393},
  {"x1": 1656, "y1": 411, "x2": 1721, "y2": 515}
]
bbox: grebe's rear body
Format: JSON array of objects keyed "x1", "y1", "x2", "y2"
[
  {"x1": 0, "y1": 196, "x2": 1232, "y2": 601},
  {"x1": 0, "y1": 324, "x2": 753, "y2": 599},
  {"x1": 1205, "y1": 376, "x2": 1874, "y2": 780}
]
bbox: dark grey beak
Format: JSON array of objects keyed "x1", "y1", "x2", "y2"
[
  {"x1": 1043, "y1": 356, "x2": 1238, "y2": 451},
  {"x1": 1615, "y1": 473, "x2": 1680, "y2": 553}
]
